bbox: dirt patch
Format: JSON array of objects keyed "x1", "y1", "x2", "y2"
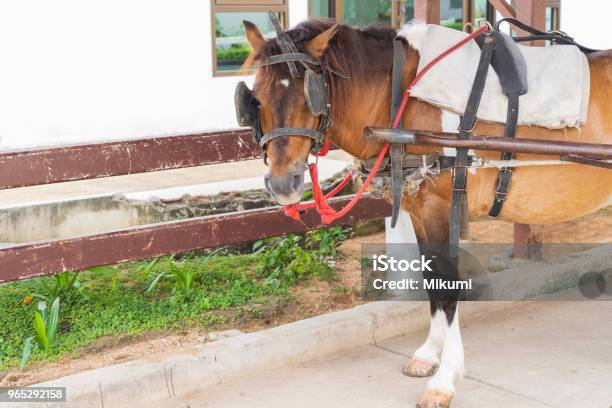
[{"x1": 470, "y1": 209, "x2": 612, "y2": 244}]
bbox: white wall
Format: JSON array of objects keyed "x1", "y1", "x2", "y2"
[
  {"x1": 560, "y1": 1, "x2": 612, "y2": 50},
  {"x1": 1, "y1": 1, "x2": 607, "y2": 151},
  {"x1": 0, "y1": 0, "x2": 308, "y2": 150}
]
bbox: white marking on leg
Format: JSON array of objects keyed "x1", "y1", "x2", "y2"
[
  {"x1": 413, "y1": 309, "x2": 447, "y2": 364},
  {"x1": 427, "y1": 306, "x2": 465, "y2": 394}
]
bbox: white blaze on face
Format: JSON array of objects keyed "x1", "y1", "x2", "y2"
[{"x1": 280, "y1": 79, "x2": 290, "y2": 88}]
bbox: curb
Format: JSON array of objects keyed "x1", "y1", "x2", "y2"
[{"x1": 22, "y1": 301, "x2": 516, "y2": 408}]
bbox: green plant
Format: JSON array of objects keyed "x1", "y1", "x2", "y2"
[
  {"x1": 306, "y1": 227, "x2": 349, "y2": 259},
  {"x1": 254, "y1": 227, "x2": 348, "y2": 286},
  {"x1": 33, "y1": 271, "x2": 89, "y2": 305},
  {"x1": 146, "y1": 249, "x2": 225, "y2": 294},
  {"x1": 20, "y1": 298, "x2": 60, "y2": 369},
  {"x1": 168, "y1": 257, "x2": 196, "y2": 291},
  {"x1": 145, "y1": 256, "x2": 193, "y2": 294},
  {"x1": 1, "y1": 253, "x2": 285, "y2": 371}
]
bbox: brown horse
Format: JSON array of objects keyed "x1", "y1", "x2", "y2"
[{"x1": 242, "y1": 19, "x2": 612, "y2": 408}]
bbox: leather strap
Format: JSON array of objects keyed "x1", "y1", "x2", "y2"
[
  {"x1": 268, "y1": 11, "x2": 302, "y2": 78},
  {"x1": 488, "y1": 93, "x2": 519, "y2": 217},
  {"x1": 259, "y1": 53, "x2": 318, "y2": 68},
  {"x1": 259, "y1": 127, "x2": 325, "y2": 148},
  {"x1": 450, "y1": 32, "x2": 494, "y2": 257},
  {"x1": 496, "y1": 17, "x2": 599, "y2": 54},
  {"x1": 390, "y1": 39, "x2": 405, "y2": 228}
]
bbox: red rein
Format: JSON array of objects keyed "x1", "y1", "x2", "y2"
[{"x1": 284, "y1": 25, "x2": 488, "y2": 224}]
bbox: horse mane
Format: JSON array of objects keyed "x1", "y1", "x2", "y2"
[{"x1": 243, "y1": 19, "x2": 400, "y2": 122}]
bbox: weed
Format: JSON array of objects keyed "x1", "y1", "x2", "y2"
[
  {"x1": 254, "y1": 227, "x2": 349, "y2": 286},
  {"x1": 32, "y1": 272, "x2": 89, "y2": 305},
  {"x1": 20, "y1": 298, "x2": 60, "y2": 369}
]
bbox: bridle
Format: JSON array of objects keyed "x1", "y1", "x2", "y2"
[{"x1": 234, "y1": 12, "x2": 348, "y2": 164}]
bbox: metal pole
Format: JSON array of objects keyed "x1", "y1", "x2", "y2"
[{"x1": 363, "y1": 128, "x2": 612, "y2": 160}]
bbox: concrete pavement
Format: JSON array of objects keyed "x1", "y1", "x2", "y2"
[{"x1": 150, "y1": 301, "x2": 612, "y2": 408}]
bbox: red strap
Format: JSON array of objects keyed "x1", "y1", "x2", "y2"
[
  {"x1": 284, "y1": 25, "x2": 488, "y2": 224},
  {"x1": 311, "y1": 139, "x2": 332, "y2": 157}
]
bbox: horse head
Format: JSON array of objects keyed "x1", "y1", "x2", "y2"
[{"x1": 239, "y1": 19, "x2": 402, "y2": 205}]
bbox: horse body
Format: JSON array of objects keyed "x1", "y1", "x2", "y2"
[{"x1": 243, "y1": 19, "x2": 611, "y2": 407}]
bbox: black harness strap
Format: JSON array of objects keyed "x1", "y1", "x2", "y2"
[
  {"x1": 259, "y1": 53, "x2": 318, "y2": 67},
  {"x1": 450, "y1": 33, "x2": 494, "y2": 257},
  {"x1": 481, "y1": 29, "x2": 527, "y2": 217},
  {"x1": 488, "y1": 93, "x2": 519, "y2": 216},
  {"x1": 259, "y1": 127, "x2": 325, "y2": 148},
  {"x1": 390, "y1": 39, "x2": 405, "y2": 228},
  {"x1": 496, "y1": 17, "x2": 599, "y2": 54},
  {"x1": 268, "y1": 11, "x2": 301, "y2": 78}
]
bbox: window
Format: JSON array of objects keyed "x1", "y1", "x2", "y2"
[
  {"x1": 441, "y1": 0, "x2": 464, "y2": 30},
  {"x1": 308, "y1": 0, "x2": 496, "y2": 31},
  {"x1": 545, "y1": 0, "x2": 560, "y2": 31},
  {"x1": 463, "y1": 0, "x2": 496, "y2": 29},
  {"x1": 309, "y1": 0, "x2": 395, "y2": 26},
  {"x1": 211, "y1": 0, "x2": 288, "y2": 77}
]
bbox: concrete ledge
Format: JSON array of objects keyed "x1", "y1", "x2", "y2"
[{"x1": 20, "y1": 300, "x2": 518, "y2": 408}]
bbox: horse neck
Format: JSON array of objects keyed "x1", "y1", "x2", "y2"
[{"x1": 326, "y1": 39, "x2": 420, "y2": 160}]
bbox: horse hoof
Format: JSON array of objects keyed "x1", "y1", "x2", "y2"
[
  {"x1": 415, "y1": 389, "x2": 453, "y2": 408},
  {"x1": 402, "y1": 358, "x2": 438, "y2": 377}
]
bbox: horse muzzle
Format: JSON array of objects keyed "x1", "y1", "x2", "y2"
[{"x1": 264, "y1": 170, "x2": 304, "y2": 205}]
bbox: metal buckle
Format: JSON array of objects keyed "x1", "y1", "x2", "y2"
[
  {"x1": 475, "y1": 18, "x2": 493, "y2": 30},
  {"x1": 494, "y1": 168, "x2": 513, "y2": 199},
  {"x1": 458, "y1": 119, "x2": 478, "y2": 133}
]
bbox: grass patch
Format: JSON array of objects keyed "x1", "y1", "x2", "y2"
[{"x1": 0, "y1": 227, "x2": 349, "y2": 371}]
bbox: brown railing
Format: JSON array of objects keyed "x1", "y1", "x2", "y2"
[{"x1": 0, "y1": 130, "x2": 390, "y2": 283}]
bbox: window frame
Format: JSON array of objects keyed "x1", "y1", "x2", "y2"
[
  {"x1": 309, "y1": 0, "x2": 498, "y2": 30},
  {"x1": 545, "y1": 0, "x2": 560, "y2": 31},
  {"x1": 211, "y1": 0, "x2": 289, "y2": 77}
]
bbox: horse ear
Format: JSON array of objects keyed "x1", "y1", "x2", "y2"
[
  {"x1": 243, "y1": 21, "x2": 265, "y2": 53},
  {"x1": 305, "y1": 24, "x2": 339, "y2": 59}
]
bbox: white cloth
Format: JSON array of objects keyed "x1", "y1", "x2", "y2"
[{"x1": 408, "y1": 24, "x2": 590, "y2": 129}]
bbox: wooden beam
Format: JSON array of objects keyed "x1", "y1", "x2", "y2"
[
  {"x1": 414, "y1": 0, "x2": 440, "y2": 24},
  {"x1": 512, "y1": 0, "x2": 546, "y2": 258},
  {"x1": 515, "y1": 0, "x2": 547, "y2": 45},
  {"x1": 0, "y1": 129, "x2": 258, "y2": 190},
  {"x1": 488, "y1": 0, "x2": 517, "y2": 19},
  {"x1": 0, "y1": 195, "x2": 391, "y2": 283},
  {"x1": 513, "y1": 223, "x2": 542, "y2": 260}
]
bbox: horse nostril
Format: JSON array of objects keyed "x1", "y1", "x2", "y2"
[{"x1": 291, "y1": 173, "x2": 303, "y2": 191}]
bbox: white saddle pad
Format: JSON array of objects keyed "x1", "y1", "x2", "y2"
[{"x1": 402, "y1": 24, "x2": 590, "y2": 129}]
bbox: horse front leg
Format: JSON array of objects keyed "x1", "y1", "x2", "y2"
[
  {"x1": 403, "y1": 196, "x2": 464, "y2": 408},
  {"x1": 416, "y1": 301, "x2": 463, "y2": 408}
]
